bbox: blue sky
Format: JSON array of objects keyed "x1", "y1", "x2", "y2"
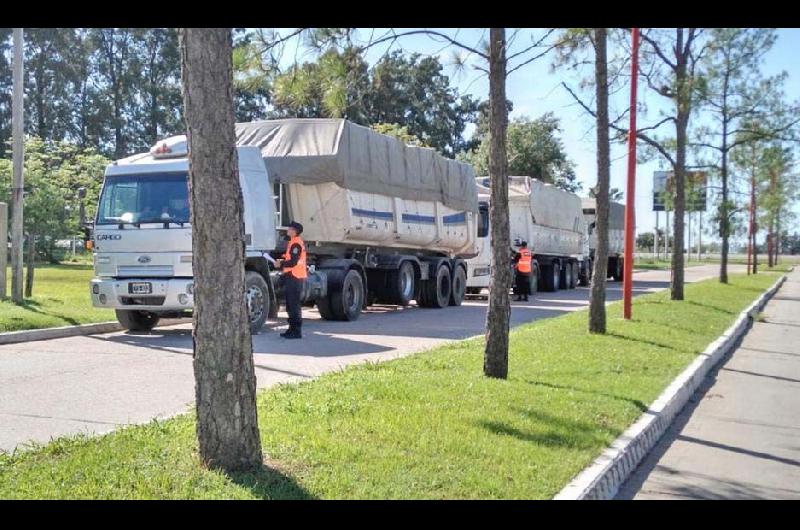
[{"x1": 271, "y1": 28, "x2": 800, "y2": 247}]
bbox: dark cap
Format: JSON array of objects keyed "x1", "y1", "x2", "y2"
[
  {"x1": 288, "y1": 221, "x2": 303, "y2": 234},
  {"x1": 520, "y1": 241, "x2": 528, "y2": 247}
]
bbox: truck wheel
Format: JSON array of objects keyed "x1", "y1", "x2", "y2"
[
  {"x1": 420, "y1": 263, "x2": 451, "y2": 308},
  {"x1": 449, "y1": 265, "x2": 467, "y2": 306},
  {"x1": 116, "y1": 310, "x2": 160, "y2": 332},
  {"x1": 245, "y1": 271, "x2": 270, "y2": 334},
  {"x1": 562, "y1": 262, "x2": 573, "y2": 290},
  {"x1": 612, "y1": 257, "x2": 624, "y2": 282},
  {"x1": 570, "y1": 262, "x2": 579, "y2": 289},
  {"x1": 323, "y1": 269, "x2": 364, "y2": 321},
  {"x1": 530, "y1": 263, "x2": 539, "y2": 294},
  {"x1": 387, "y1": 261, "x2": 416, "y2": 306},
  {"x1": 578, "y1": 259, "x2": 592, "y2": 287},
  {"x1": 551, "y1": 262, "x2": 561, "y2": 291}
]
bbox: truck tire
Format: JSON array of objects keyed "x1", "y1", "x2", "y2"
[
  {"x1": 562, "y1": 261, "x2": 573, "y2": 290},
  {"x1": 419, "y1": 263, "x2": 451, "y2": 308},
  {"x1": 320, "y1": 269, "x2": 364, "y2": 321},
  {"x1": 386, "y1": 261, "x2": 416, "y2": 306},
  {"x1": 548, "y1": 262, "x2": 561, "y2": 292},
  {"x1": 569, "y1": 262, "x2": 576, "y2": 288},
  {"x1": 116, "y1": 310, "x2": 160, "y2": 332},
  {"x1": 611, "y1": 257, "x2": 623, "y2": 282},
  {"x1": 245, "y1": 270, "x2": 270, "y2": 334},
  {"x1": 449, "y1": 265, "x2": 467, "y2": 306},
  {"x1": 578, "y1": 259, "x2": 592, "y2": 287},
  {"x1": 529, "y1": 262, "x2": 539, "y2": 294}
]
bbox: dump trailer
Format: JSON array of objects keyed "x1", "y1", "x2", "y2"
[
  {"x1": 465, "y1": 176, "x2": 589, "y2": 295},
  {"x1": 90, "y1": 119, "x2": 481, "y2": 332},
  {"x1": 581, "y1": 198, "x2": 625, "y2": 282}
]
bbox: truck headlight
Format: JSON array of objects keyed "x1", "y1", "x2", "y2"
[
  {"x1": 473, "y1": 267, "x2": 491, "y2": 277},
  {"x1": 178, "y1": 294, "x2": 189, "y2": 305}
]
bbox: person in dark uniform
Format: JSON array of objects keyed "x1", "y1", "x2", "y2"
[
  {"x1": 275, "y1": 221, "x2": 307, "y2": 339},
  {"x1": 512, "y1": 241, "x2": 533, "y2": 302}
]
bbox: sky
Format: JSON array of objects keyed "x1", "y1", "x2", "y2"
[{"x1": 271, "y1": 28, "x2": 800, "y2": 248}]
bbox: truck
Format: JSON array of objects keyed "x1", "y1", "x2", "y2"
[
  {"x1": 89, "y1": 118, "x2": 482, "y2": 332},
  {"x1": 465, "y1": 176, "x2": 590, "y2": 296},
  {"x1": 581, "y1": 198, "x2": 625, "y2": 282}
]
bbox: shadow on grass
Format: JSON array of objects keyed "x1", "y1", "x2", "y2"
[
  {"x1": 524, "y1": 379, "x2": 649, "y2": 413},
  {"x1": 228, "y1": 461, "x2": 316, "y2": 500},
  {"x1": 685, "y1": 300, "x2": 736, "y2": 316},
  {"x1": 13, "y1": 299, "x2": 81, "y2": 326},
  {"x1": 478, "y1": 407, "x2": 617, "y2": 451},
  {"x1": 606, "y1": 331, "x2": 678, "y2": 352}
]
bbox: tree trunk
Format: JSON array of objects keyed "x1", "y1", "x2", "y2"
[
  {"x1": 484, "y1": 28, "x2": 510, "y2": 379},
  {"x1": 589, "y1": 28, "x2": 610, "y2": 334},
  {"x1": 179, "y1": 27, "x2": 262, "y2": 471},
  {"x1": 24, "y1": 233, "x2": 34, "y2": 298},
  {"x1": 670, "y1": 29, "x2": 687, "y2": 301}
]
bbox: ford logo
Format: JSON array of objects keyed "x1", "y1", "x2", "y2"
[{"x1": 137, "y1": 255, "x2": 152, "y2": 264}]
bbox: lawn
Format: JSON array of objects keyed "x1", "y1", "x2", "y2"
[
  {"x1": 0, "y1": 271, "x2": 784, "y2": 499},
  {"x1": 0, "y1": 263, "x2": 113, "y2": 333}
]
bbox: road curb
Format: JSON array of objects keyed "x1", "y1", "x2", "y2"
[
  {"x1": 0, "y1": 319, "x2": 189, "y2": 346},
  {"x1": 553, "y1": 271, "x2": 789, "y2": 500}
]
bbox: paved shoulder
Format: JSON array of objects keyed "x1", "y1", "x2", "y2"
[{"x1": 617, "y1": 269, "x2": 800, "y2": 500}]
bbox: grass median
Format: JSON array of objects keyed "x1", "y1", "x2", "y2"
[
  {"x1": 0, "y1": 264, "x2": 113, "y2": 333},
  {"x1": 0, "y1": 271, "x2": 785, "y2": 499}
]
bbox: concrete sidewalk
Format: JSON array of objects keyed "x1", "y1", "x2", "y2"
[{"x1": 617, "y1": 269, "x2": 800, "y2": 499}]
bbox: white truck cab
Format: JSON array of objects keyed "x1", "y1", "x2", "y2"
[{"x1": 90, "y1": 135, "x2": 276, "y2": 331}]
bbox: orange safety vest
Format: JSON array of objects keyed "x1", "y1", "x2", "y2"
[
  {"x1": 516, "y1": 248, "x2": 532, "y2": 274},
  {"x1": 282, "y1": 236, "x2": 308, "y2": 279}
]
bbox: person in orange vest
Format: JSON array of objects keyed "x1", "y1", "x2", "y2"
[
  {"x1": 274, "y1": 221, "x2": 307, "y2": 339},
  {"x1": 513, "y1": 241, "x2": 533, "y2": 302}
]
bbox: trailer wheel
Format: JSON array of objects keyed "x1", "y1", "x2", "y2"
[
  {"x1": 386, "y1": 261, "x2": 416, "y2": 306},
  {"x1": 449, "y1": 265, "x2": 467, "y2": 306},
  {"x1": 611, "y1": 257, "x2": 624, "y2": 282},
  {"x1": 245, "y1": 271, "x2": 270, "y2": 333},
  {"x1": 320, "y1": 269, "x2": 364, "y2": 321},
  {"x1": 578, "y1": 259, "x2": 592, "y2": 287},
  {"x1": 419, "y1": 263, "x2": 451, "y2": 308},
  {"x1": 116, "y1": 310, "x2": 160, "y2": 332},
  {"x1": 530, "y1": 262, "x2": 539, "y2": 294},
  {"x1": 570, "y1": 261, "x2": 579, "y2": 289},
  {"x1": 562, "y1": 261, "x2": 573, "y2": 290},
  {"x1": 545, "y1": 262, "x2": 561, "y2": 292}
]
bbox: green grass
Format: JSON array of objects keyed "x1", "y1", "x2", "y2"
[
  {"x1": 0, "y1": 272, "x2": 783, "y2": 499},
  {"x1": 0, "y1": 264, "x2": 113, "y2": 332},
  {"x1": 633, "y1": 258, "x2": 706, "y2": 270}
]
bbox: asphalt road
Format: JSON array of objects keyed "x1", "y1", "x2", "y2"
[{"x1": 0, "y1": 263, "x2": 741, "y2": 453}]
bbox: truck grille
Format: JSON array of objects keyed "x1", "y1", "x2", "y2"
[{"x1": 117, "y1": 265, "x2": 174, "y2": 277}]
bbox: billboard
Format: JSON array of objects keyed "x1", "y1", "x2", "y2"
[{"x1": 653, "y1": 170, "x2": 707, "y2": 212}]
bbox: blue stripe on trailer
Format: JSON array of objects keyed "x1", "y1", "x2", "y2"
[
  {"x1": 351, "y1": 208, "x2": 394, "y2": 220},
  {"x1": 442, "y1": 212, "x2": 467, "y2": 224},
  {"x1": 402, "y1": 213, "x2": 436, "y2": 224}
]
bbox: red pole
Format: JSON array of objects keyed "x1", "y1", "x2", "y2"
[
  {"x1": 747, "y1": 171, "x2": 755, "y2": 274},
  {"x1": 623, "y1": 28, "x2": 639, "y2": 320}
]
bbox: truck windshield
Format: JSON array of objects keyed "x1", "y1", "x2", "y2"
[{"x1": 96, "y1": 172, "x2": 190, "y2": 225}]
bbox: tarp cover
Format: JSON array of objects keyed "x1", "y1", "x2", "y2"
[{"x1": 235, "y1": 119, "x2": 478, "y2": 212}]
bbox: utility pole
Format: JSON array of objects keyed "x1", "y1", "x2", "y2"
[
  {"x1": 655, "y1": 211, "x2": 659, "y2": 260},
  {"x1": 622, "y1": 27, "x2": 640, "y2": 320},
  {"x1": 11, "y1": 28, "x2": 25, "y2": 304}
]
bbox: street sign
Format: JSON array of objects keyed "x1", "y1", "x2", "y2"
[{"x1": 653, "y1": 170, "x2": 707, "y2": 212}]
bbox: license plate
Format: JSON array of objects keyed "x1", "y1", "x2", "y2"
[{"x1": 129, "y1": 282, "x2": 152, "y2": 295}]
